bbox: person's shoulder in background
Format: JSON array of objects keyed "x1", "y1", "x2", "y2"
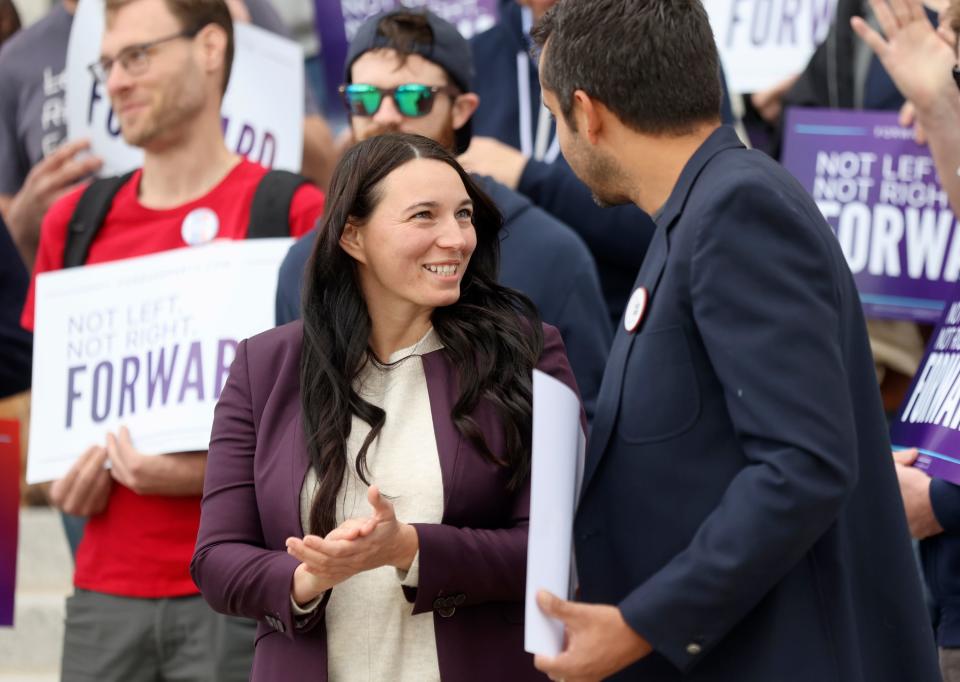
[
  {"x1": 0, "y1": 211, "x2": 32, "y2": 398},
  {"x1": 0, "y1": 2, "x2": 71, "y2": 75}
]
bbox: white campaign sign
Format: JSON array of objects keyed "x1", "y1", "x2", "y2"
[
  {"x1": 65, "y1": 0, "x2": 303, "y2": 176},
  {"x1": 705, "y1": 0, "x2": 838, "y2": 93},
  {"x1": 27, "y1": 239, "x2": 293, "y2": 484}
]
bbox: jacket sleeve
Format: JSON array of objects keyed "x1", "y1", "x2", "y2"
[
  {"x1": 619, "y1": 177, "x2": 859, "y2": 672},
  {"x1": 931, "y1": 479, "x2": 960, "y2": 533},
  {"x1": 405, "y1": 325, "x2": 582, "y2": 614},
  {"x1": 191, "y1": 339, "x2": 327, "y2": 639}
]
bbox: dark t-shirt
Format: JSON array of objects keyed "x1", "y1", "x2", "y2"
[
  {"x1": 0, "y1": 214, "x2": 31, "y2": 398},
  {"x1": 0, "y1": 3, "x2": 71, "y2": 194}
]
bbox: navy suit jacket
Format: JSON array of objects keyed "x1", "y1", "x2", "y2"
[
  {"x1": 575, "y1": 126, "x2": 939, "y2": 680},
  {"x1": 275, "y1": 174, "x2": 610, "y2": 423},
  {"x1": 192, "y1": 321, "x2": 578, "y2": 682}
]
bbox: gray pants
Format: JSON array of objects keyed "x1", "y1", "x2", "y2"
[
  {"x1": 61, "y1": 590, "x2": 217, "y2": 682},
  {"x1": 210, "y1": 614, "x2": 256, "y2": 681}
]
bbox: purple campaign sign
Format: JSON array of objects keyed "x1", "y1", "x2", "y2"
[
  {"x1": 782, "y1": 107, "x2": 956, "y2": 323},
  {"x1": 314, "y1": 1, "x2": 499, "y2": 120},
  {"x1": 891, "y1": 299, "x2": 960, "y2": 485},
  {"x1": 0, "y1": 420, "x2": 19, "y2": 626}
]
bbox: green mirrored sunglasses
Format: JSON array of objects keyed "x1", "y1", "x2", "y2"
[{"x1": 339, "y1": 83, "x2": 459, "y2": 118}]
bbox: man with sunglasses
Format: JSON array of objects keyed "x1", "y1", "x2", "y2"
[
  {"x1": 276, "y1": 8, "x2": 612, "y2": 424},
  {"x1": 18, "y1": 0, "x2": 325, "y2": 679}
]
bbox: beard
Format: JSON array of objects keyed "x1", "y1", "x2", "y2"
[
  {"x1": 118, "y1": 74, "x2": 205, "y2": 149},
  {"x1": 560, "y1": 130, "x2": 632, "y2": 207},
  {"x1": 581, "y1": 147, "x2": 631, "y2": 208},
  {"x1": 434, "y1": 119, "x2": 457, "y2": 153},
  {"x1": 353, "y1": 112, "x2": 458, "y2": 154}
]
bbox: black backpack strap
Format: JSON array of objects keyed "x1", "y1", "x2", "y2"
[
  {"x1": 248, "y1": 169, "x2": 310, "y2": 239},
  {"x1": 63, "y1": 171, "x2": 135, "y2": 268}
]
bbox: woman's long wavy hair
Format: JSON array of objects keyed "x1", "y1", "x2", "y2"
[{"x1": 300, "y1": 133, "x2": 543, "y2": 536}]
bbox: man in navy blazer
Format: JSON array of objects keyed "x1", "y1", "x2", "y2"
[{"x1": 530, "y1": 1, "x2": 940, "y2": 681}]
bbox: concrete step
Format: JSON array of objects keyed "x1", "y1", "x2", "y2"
[
  {"x1": 0, "y1": 507, "x2": 72, "y2": 678},
  {"x1": 12, "y1": 508, "x2": 72, "y2": 592}
]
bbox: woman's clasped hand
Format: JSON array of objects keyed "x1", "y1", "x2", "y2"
[{"x1": 286, "y1": 485, "x2": 419, "y2": 605}]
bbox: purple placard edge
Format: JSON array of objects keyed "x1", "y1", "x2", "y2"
[
  {"x1": 782, "y1": 107, "x2": 949, "y2": 324},
  {"x1": 889, "y1": 296, "x2": 960, "y2": 484},
  {"x1": 890, "y1": 444, "x2": 960, "y2": 486},
  {"x1": 313, "y1": 1, "x2": 348, "y2": 122}
]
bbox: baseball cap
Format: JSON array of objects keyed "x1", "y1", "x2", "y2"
[{"x1": 344, "y1": 9, "x2": 475, "y2": 154}]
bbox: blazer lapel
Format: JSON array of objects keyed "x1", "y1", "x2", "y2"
[
  {"x1": 290, "y1": 411, "x2": 311, "y2": 536},
  {"x1": 421, "y1": 351, "x2": 461, "y2": 512},
  {"x1": 580, "y1": 126, "x2": 746, "y2": 496},
  {"x1": 581, "y1": 224, "x2": 669, "y2": 494}
]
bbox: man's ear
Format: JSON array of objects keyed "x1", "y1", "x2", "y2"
[
  {"x1": 339, "y1": 222, "x2": 366, "y2": 263},
  {"x1": 451, "y1": 93, "x2": 480, "y2": 133},
  {"x1": 197, "y1": 24, "x2": 228, "y2": 77},
  {"x1": 572, "y1": 89, "x2": 603, "y2": 145}
]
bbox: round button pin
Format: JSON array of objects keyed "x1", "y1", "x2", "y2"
[
  {"x1": 180, "y1": 208, "x2": 220, "y2": 246},
  {"x1": 624, "y1": 287, "x2": 648, "y2": 333}
]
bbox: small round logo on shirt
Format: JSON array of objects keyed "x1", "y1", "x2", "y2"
[
  {"x1": 180, "y1": 208, "x2": 220, "y2": 246},
  {"x1": 624, "y1": 287, "x2": 648, "y2": 333}
]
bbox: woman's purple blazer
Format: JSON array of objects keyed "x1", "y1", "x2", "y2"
[{"x1": 190, "y1": 321, "x2": 580, "y2": 682}]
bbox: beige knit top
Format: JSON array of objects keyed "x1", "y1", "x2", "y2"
[{"x1": 297, "y1": 328, "x2": 445, "y2": 682}]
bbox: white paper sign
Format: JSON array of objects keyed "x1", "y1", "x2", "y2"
[
  {"x1": 705, "y1": 0, "x2": 838, "y2": 93},
  {"x1": 65, "y1": 0, "x2": 304, "y2": 176},
  {"x1": 525, "y1": 369, "x2": 585, "y2": 657},
  {"x1": 27, "y1": 239, "x2": 293, "y2": 484}
]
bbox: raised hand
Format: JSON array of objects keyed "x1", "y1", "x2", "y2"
[
  {"x1": 3, "y1": 139, "x2": 102, "y2": 266},
  {"x1": 851, "y1": 0, "x2": 955, "y2": 113}
]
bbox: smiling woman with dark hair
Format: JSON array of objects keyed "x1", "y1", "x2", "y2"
[{"x1": 191, "y1": 132, "x2": 580, "y2": 681}]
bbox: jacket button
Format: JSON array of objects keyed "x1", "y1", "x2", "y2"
[
  {"x1": 686, "y1": 643, "x2": 702, "y2": 656},
  {"x1": 433, "y1": 596, "x2": 456, "y2": 617},
  {"x1": 454, "y1": 594, "x2": 465, "y2": 606}
]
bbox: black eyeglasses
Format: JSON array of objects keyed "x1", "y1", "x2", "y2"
[
  {"x1": 339, "y1": 83, "x2": 459, "y2": 118},
  {"x1": 88, "y1": 26, "x2": 202, "y2": 84}
]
